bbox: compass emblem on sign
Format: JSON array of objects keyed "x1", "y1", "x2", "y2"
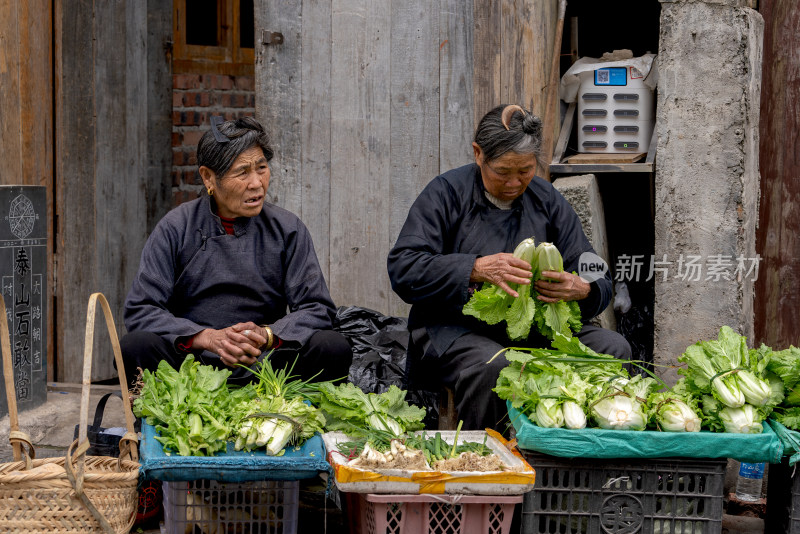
[{"x1": 7, "y1": 195, "x2": 37, "y2": 239}]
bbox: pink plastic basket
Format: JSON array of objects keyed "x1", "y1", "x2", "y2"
[{"x1": 348, "y1": 493, "x2": 522, "y2": 534}]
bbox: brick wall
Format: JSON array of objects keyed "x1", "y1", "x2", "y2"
[{"x1": 171, "y1": 73, "x2": 255, "y2": 206}]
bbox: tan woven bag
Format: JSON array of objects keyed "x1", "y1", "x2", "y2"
[{"x1": 0, "y1": 293, "x2": 141, "y2": 533}]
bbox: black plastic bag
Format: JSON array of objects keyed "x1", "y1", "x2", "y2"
[
  {"x1": 72, "y1": 391, "x2": 139, "y2": 457},
  {"x1": 334, "y1": 306, "x2": 440, "y2": 424}
]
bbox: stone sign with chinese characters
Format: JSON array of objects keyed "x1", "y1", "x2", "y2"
[{"x1": 0, "y1": 186, "x2": 47, "y2": 416}]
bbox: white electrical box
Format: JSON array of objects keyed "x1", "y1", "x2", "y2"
[{"x1": 577, "y1": 66, "x2": 655, "y2": 154}]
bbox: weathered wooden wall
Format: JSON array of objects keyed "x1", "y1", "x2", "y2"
[
  {"x1": 255, "y1": 0, "x2": 556, "y2": 316},
  {"x1": 0, "y1": 0, "x2": 54, "y2": 377},
  {"x1": 754, "y1": 0, "x2": 800, "y2": 348},
  {"x1": 55, "y1": 0, "x2": 173, "y2": 382}
]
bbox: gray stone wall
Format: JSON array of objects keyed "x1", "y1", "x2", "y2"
[
  {"x1": 654, "y1": 0, "x2": 763, "y2": 383},
  {"x1": 553, "y1": 174, "x2": 617, "y2": 331}
]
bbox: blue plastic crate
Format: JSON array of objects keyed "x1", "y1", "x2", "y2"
[{"x1": 139, "y1": 421, "x2": 330, "y2": 482}]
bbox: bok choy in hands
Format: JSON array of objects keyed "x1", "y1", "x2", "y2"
[{"x1": 463, "y1": 238, "x2": 582, "y2": 341}]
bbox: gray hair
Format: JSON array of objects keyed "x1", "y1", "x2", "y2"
[
  {"x1": 473, "y1": 105, "x2": 543, "y2": 163},
  {"x1": 196, "y1": 116, "x2": 274, "y2": 179}
]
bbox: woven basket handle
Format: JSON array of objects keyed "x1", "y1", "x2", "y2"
[
  {"x1": 69, "y1": 293, "x2": 139, "y2": 491},
  {"x1": 0, "y1": 294, "x2": 35, "y2": 465}
]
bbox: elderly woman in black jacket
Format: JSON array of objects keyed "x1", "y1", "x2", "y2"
[
  {"x1": 121, "y1": 117, "x2": 352, "y2": 385},
  {"x1": 387, "y1": 104, "x2": 630, "y2": 431}
]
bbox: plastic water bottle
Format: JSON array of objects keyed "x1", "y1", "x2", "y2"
[{"x1": 735, "y1": 462, "x2": 765, "y2": 502}]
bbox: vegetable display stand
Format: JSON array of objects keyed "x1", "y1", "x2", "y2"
[
  {"x1": 520, "y1": 450, "x2": 726, "y2": 534},
  {"x1": 346, "y1": 492, "x2": 522, "y2": 534},
  {"x1": 162, "y1": 478, "x2": 299, "y2": 534}
]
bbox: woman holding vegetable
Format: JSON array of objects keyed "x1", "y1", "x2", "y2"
[
  {"x1": 387, "y1": 104, "x2": 631, "y2": 431},
  {"x1": 121, "y1": 116, "x2": 352, "y2": 385}
]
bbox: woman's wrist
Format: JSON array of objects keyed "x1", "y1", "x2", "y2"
[{"x1": 260, "y1": 325, "x2": 274, "y2": 349}]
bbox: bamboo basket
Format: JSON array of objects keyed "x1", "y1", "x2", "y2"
[{"x1": 0, "y1": 293, "x2": 140, "y2": 533}]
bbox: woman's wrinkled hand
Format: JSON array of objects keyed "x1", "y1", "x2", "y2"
[
  {"x1": 470, "y1": 253, "x2": 532, "y2": 297},
  {"x1": 193, "y1": 322, "x2": 268, "y2": 367},
  {"x1": 534, "y1": 271, "x2": 590, "y2": 303}
]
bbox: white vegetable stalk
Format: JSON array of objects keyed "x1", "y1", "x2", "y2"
[
  {"x1": 657, "y1": 400, "x2": 701, "y2": 432},
  {"x1": 712, "y1": 374, "x2": 745, "y2": 408},
  {"x1": 562, "y1": 401, "x2": 587, "y2": 429},
  {"x1": 719, "y1": 404, "x2": 763, "y2": 434},
  {"x1": 736, "y1": 370, "x2": 772, "y2": 407},
  {"x1": 591, "y1": 395, "x2": 646, "y2": 431},
  {"x1": 534, "y1": 398, "x2": 565, "y2": 428}
]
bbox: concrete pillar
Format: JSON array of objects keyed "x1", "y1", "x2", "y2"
[
  {"x1": 553, "y1": 174, "x2": 617, "y2": 331},
  {"x1": 654, "y1": 0, "x2": 763, "y2": 383}
]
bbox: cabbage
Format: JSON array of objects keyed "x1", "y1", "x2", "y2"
[
  {"x1": 562, "y1": 401, "x2": 587, "y2": 429},
  {"x1": 591, "y1": 395, "x2": 647, "y2": 431},
  {"x1": 463, "y1": 238, "x2": 581, "y2": 341},
  {"x1": 737, "y1": 370, "x2": 772, "y2": 407},
  {"x1": 652, "y1": 398, "x2": 701, "y2": 432},
  {"x1": 534, "y1": 398, "x2": 565, "y2": 428},
  {"x1": 719, "y1": 405, "x2": 764, "y2": 434}
]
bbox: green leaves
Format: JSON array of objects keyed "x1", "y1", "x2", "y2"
[
  {"x1": 133, "y1": 354, "x2": 254, "y2": 456},
  {"x1": 462, "y1": 238, "x2": 582, "y2": 342},
  {"x1": 314, "y1": 383, "x2": 426, "y2": 438}
]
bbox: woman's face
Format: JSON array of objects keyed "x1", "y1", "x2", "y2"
[
  {"x1": 473, "y1": 143, "x2": 537, "y2": 202},
  {"x1": 200, "y1": 145, "x2": 270, "y2": 219}
]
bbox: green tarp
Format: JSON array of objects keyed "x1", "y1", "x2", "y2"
[{"x1": 509, "y1": 403, "x2": 783, "y2": 463}]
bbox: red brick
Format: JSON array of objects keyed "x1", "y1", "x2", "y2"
[
  {"x1": 173, "y1": 91, "x2": 184, "y2": 108},
  {"x1": 182, "y1": 129, "x2": 204, "y2": 147},
  {"x1": 187, "y1": 152, "x2": 197, "y2": 166},
  {"x1": 183, "y1": 169, "x2": 202, "y2": 186},
  {"x1": 172, "y1": 150, "x2": 184, "y2": 166},
  {"x1": 172, "y1": 169, "x2": 182, "y2": 187},
  {"x1": 222, "y1": 75, "x2": 236, "y2": 90},
  {"x1": 174, "y1": 74, "x2": 201, "y2": 90},
  {"x1": 172, "y1": 131, "x2": 182, "y2": 147},
  {"x1": 172, "y1": 190, "x2": 200, "y2": 207},
  {"x1": 235, "y1": 76, "x2": 255, "y2": 91},
  {"x1": 219, "y1": 93, "x2": 232, "y2": 107}
]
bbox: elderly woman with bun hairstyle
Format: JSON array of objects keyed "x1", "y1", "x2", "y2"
[
  {"x1": 122, "y1": 116, "x2": 352, "y2": 385},
  {"x1": 388, "y1": 105, "x2": 630, "y2": 431}
]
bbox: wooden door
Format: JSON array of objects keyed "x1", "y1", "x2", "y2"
[
  {"x1": 254, "y1": 0, "x2": 556, "y2": 316},
  {"x1": 55, "y1": 0, "x2": 173, "y2": 382}
]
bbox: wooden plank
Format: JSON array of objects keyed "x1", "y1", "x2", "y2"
[
  {"x1": 56, "y1": 0, "x2": 96, "y2": 383},
  {"x1": 1, "y1": 1, "x2": 55, "y2": 380},
  {"x1": 145, "y1": 0, "x2": 174, "y2": 232},
  {"x1": 500, "y1": 0, "x2": 534, "y2": 110},
  {"x1": 329, "y1": 0, "x2": 391, "y2": 311},
  {"x1": 255, "y1": 0, "x2": 303, "y2": 217},
  {"x1": 0, "y1": 2, "x2": 23, "y2": 181},
  {"x1": 439, "y1": 0, "x2": 474, "y2": 172},
  {"x1": 472, "y1": 0, "x2": 500, "y2": 127},
  {"x1": 386, "y1": 0, "x2": 440, "y2": 316},
  {"x1": 92, "y1": 0, "x2": 131, "y2": 382},
  {"x1": 300, "y1": 0, "x2": 333, "y2": 279},
  {"x1": 564, "y1": 153, "x2": 645, "y2": 164},
  {"x1": 754, "y1": 0, "x2": 800, "y2": 348}
]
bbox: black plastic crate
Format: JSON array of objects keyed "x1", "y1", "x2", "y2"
[
  {"x1": 520, "y1": 451, "x2": 726, "y2": 534},
  {"x1": 765, "y1": 457, "x2": 797, "y2": 533}
]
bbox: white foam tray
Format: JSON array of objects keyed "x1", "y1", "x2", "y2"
[{"x1": 322, "y1": 430, "x2": 535, "y2": 495}]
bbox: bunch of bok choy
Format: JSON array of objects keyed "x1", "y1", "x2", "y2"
[
  {"x1": 232, "y1": 357, "x2": 326, "y2": 455},
  {"x1": 463, "y1": 238, "x2": 582, "y2": 341}
]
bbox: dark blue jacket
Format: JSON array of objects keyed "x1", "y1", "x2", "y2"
[
  {"x1": 124, "y1": 195, "x2": 336, "y2": 348},
  {"x1": 387, "y1": 163, "x2": 611, "y2": 356}
]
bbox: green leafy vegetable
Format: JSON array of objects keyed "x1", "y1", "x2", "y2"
[
  {"x1": 314, "y1": 383, "x2": 426, "y2": 438},
  {"x1": 463, "y1": 238, "x2": 582, "y2": 341},
  {"x1": 133, "y1": 355, "x2": 255, "y2": 456}
]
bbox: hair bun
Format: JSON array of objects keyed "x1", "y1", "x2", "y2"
[{"x1": 522, "y1": 113, "x2": 542, "y2": 137}]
